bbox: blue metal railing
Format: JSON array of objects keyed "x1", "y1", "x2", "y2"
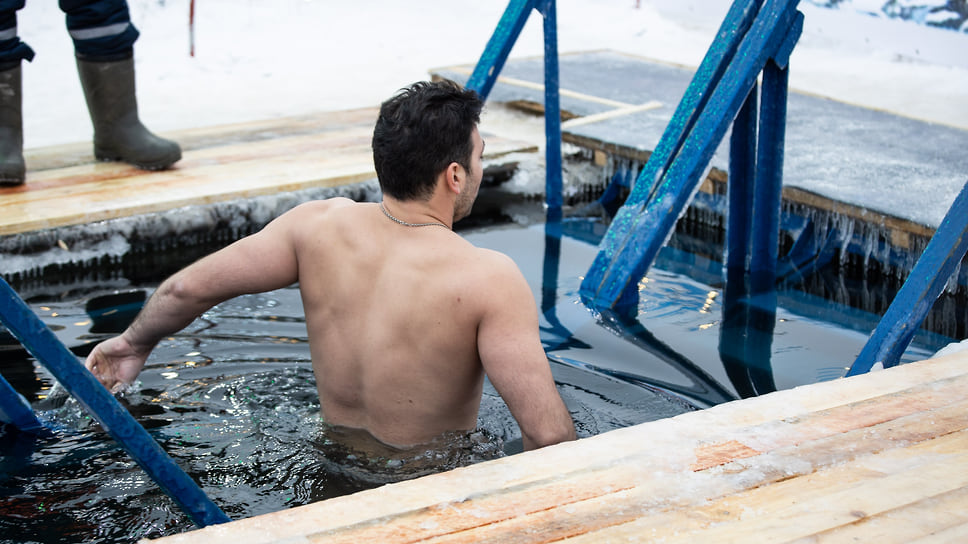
[
  {"x1": 0, "y1": 370, "x2": 48, "y2": 435},
  {"x1": 0, "y1": 278, "x2": 230, "y2": 528},
  {"x1": 846, "y1": 181, "x2": 968, "y2": 376},
  {"x1": 467, "y1": 0, "x2": 563, "y2": 220},
  {"x1": 470, "y1": 0, "x2": 964, "y2": 379},
  {"x1": 579, "y1": 0, "x2": 803, "y2": 314}
]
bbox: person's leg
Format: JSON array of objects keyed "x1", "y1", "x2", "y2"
[
  {"x1": 0, "y1": 0, "x2": 33, "y2": 186},
  {"x1": 61, "y1": 0, "x2": 180, "y2": 170}
]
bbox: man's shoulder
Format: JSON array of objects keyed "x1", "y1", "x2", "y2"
[
  {"x1": 462, "y1": 245, "x2": 523, "y2": 281},
  {"x1": 264, "y1": 198, "x2": 365, "y2": 245},
  {"x1": 290, "y1": 197, "x2": 357, "y2": 215},
  {"x1": 278, "y1": 198, "x2": 362, "y2": 226}
]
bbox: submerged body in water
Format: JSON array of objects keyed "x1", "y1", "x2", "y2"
[
  {"x1": 1, "y1": 348, "x2": 683, "y2": 543},
  {"x1": 312, "y1": 422, "x2": 505, "y2": 490}
]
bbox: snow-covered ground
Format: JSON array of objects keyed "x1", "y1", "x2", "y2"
[{"x1": 14, "y1": 0, "x2": 968, "y2": 151}]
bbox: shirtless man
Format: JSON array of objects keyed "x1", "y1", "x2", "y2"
[{"x1": 85, "y1": 80, "x2": 576, "y2": 451}]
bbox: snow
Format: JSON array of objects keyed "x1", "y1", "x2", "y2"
[
  {"x1": 11, "y1": 0, "x2": 968, "y2": 232},
  {"x1": 14, "y1": 0, "x2": 967, "y2": 151},
  {"x1": 931, "y1": 338, "x2": 968, "y2": 358}
]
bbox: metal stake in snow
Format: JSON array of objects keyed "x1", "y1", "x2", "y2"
[{"x1": 189, "y1": 0, "x2": 195, "y2": 57}]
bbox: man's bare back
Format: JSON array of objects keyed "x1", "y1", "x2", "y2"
[
  {"x1": 293, "y1": 198, "x2": 541, "y2": 445},
  {"x1": 85, "y1": 80, "x2": 575, "y2": 454}
]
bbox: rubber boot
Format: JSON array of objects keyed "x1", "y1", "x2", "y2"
[
  {"x1": 76, "y1": 57, "x2": 181, "y2": 170},
  {"x1": 0, "y1": 65, "x2": 25, "y2": 186}
]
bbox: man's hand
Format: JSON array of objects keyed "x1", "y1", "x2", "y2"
[{"x1": 84, "y1": 334, "x2": 148, "y2": 393}]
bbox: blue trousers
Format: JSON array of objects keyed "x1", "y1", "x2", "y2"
[{"x1": 0, "y1": 0, "x2": 139, "y2": 69}]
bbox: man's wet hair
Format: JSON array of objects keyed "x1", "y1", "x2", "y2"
[{"x1": 373, "y1": 79, "x2": 483, "y2": 200}]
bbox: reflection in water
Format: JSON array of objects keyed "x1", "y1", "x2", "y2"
[
  {"x1": 541, "y1": 219, "x2": 590, "y2": 352},
  {"x1": 597, "y1": 309, "x2": 738, "y2": 406},
  {"x1": 542, "y1": 217, "x2": 735, "y2": 408},
  {"x1": 540, "y1": 214, "x2": 727, "y2": 407},
  {"x1": 719, "y1": 265, "x2": 778, "y2": 399}
]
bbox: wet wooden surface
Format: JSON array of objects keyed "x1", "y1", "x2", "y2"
[
  {"x1": 0, "y1": 108, "x2": 536, "y2": 236},
  {"x1": 149, "y1": 350, "x2": 968, "y2": 543}
]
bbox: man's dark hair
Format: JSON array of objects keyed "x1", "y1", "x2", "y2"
[{"x1": 372, "y1": 79, "x2": 483, "y2": 200}]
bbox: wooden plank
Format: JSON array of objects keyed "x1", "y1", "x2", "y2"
[
  {"x1": 10, "y1": 127, "x2": 372, "y2": 195},
  {"x1": 660, "y1": 431, "x2": 968, "y2": 543},
  {"x1": 793, "y1": 486, "x2": 968, "y2": 543},
  {"x1": 1, "y1": 123, "x2": 534, "y2": 236},
  {"x1": 0, "y1": 136, "x2": 375, "y2": 235},
  {"x1": 302, "y1": 392, "x2": 968, "y2": 543},
  {"x1": 444, "y1": 65, "x2": 637, "y2": 109},
  {"x1": 782, "y1": 185, "x2": 936, "y2": 240},
  {"x1": 148, "y1": 353, "x2": 968, "y2": 544},
  {"x1": 18, "y1": 127, "x2": 372, "y2": 189},
  {"x1": 23, "y1": 108, "x2": 382, "y2": 173},
  {"x1": 560, "y1": 426, "x2": 968, "y2": 543},
  {"x1": 911, "y1": 522, "x2": 968, "y2": 543},
  {"x1": 561, "y1": 101, "x2": 663, "y2": 129}
]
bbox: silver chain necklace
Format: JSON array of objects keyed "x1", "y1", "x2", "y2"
[{"x1": 380, "y1": 202, "x2": 450, "y2": 229}]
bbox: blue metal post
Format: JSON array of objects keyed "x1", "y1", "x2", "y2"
[
  {"x1": 466, "y1": 0, "x2": 536, "y2": 100},
  {"x1": 538, "y1": 0, "x2": 563, "y2": 218},
  {"x1": 467, "y1": 0, "x2": 562, "y2": 217},
  {"x1": 719, "y1": 82, "x2": 758, "y2": 396},
  {"x1": 626, "y1": 0, "x2": 764, "y2": 208},
  {"x1": 727, "y1": 84, "x2": 759, "y2": 276},
  {"x1": 847, "y1": 181, "x2": 968, "y2": 376},
  {"x1": 580, "y1": 0, "x2": 802, "y2": 314},
  {"x1": 0, "y1": 371, "x2": 49, "y2": 435},
  {"x1": 0, "y1": 278, "x2": 230, "y2": 527},
  {"x1": 749, "y1": 60, "x2": 789, "y2": 297}
]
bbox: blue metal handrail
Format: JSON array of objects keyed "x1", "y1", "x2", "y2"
[
  {"x1": 0, "y1": 278, "x2": 230, "y2": 528},
  {"x1": 467, "y1": 0, "x2": 966, "y2": 384},
  {"x1": 467, "y1": 0, "x2": 563, "y2": 219},
  {"x1": 847, "y1": 180, "x2": 968, "y2": 376},
  {"x1": 0, "y1": 370, "x2": 49, "y2": 435},
  {"x1": 579, "y1": 0, "x2": 803, "y2": 314}
]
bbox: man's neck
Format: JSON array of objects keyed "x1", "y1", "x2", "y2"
[{"x1": 381, "y1": 194, "x2": 453, "y2": 229}]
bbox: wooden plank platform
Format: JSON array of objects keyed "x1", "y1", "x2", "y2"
[
  {"x1": 0, "y1": 108, "x2": 536, "y2": 237},
  {"x1": 150, "y1": 350, "x2": 968, "y2": 543}
]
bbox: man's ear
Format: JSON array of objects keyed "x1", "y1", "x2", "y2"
[{"x1": 446, "y1": 162, "x2": 463, "y2": 194}]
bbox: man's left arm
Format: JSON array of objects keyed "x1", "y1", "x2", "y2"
[{"x1": 477, "y1": 252, "x2": 576, "y2": 450}]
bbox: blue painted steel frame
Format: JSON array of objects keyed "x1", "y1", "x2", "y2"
[
  {"x1": 847, "y1": 181, "x2": 968, "y2": 376},
  {"x1": 0, "y1": 370, "x2": 48, "y2": 434},
  {"x1": 580, "y1": 0, "x2": 764, "y2": 313},
  {"x1": 579, "y1": 0, "x2": 803, "y2": 314},
  {"x1": 466, "y1": 0, "x2": 562, "y2": 218},
  {"x1": 715, "y1": 58, "x2": 791, "y2": 398},
  {"x1": 0, "y1": 278, "x2": 230, "y2": 528},
  {"x1": 466, "y1": 0, "x2": 536, "y2": 100},
  {"x1": 540, "y1": 0, "x2": 563, "y2": 218},
  {"x1": 727, "y1": 83, "x2": 758, "y2": 277}
]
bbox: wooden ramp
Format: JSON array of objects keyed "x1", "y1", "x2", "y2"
[
  {"x1": 150, "y1": 350, "x2": 968, "y2": 543},
  {"x1": 0, "y1": 108, "x2": 536, "y2": 237}
]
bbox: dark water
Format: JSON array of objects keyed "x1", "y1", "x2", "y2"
[
  {"x1": 0, "y1": 224, "x2": 695, "y2": 543},
  {"x1": 467, "y1": 218, "x2": 949, "y2": 407},
  {"x1": 0, "y1": 206, "x2": 952, "y2": 543}
]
